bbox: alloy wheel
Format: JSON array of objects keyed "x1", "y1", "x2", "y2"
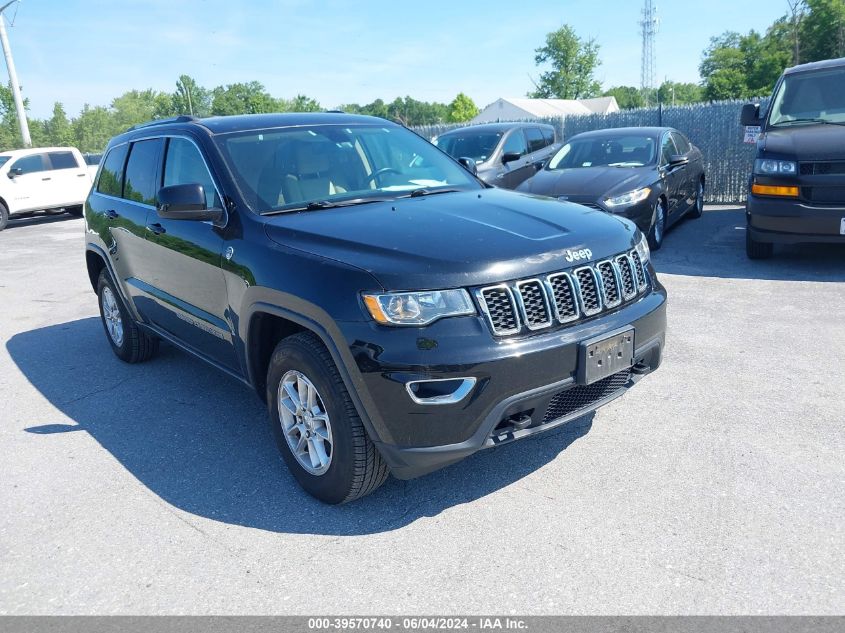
[
  {"x1": 278, "y1": 370, "x2": 333, "y2": 475},
  {"x1": 101, "y1": 286, "x2": 124, "y2": 347}
]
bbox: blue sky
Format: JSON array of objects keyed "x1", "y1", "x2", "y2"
[{"x1": 8, "y1": 0, "x2": 791, "y2": 120}]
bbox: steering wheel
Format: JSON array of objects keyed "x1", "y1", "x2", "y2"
[{"x1": 366, "y1": 167, "x2": 402, "y2": 187}]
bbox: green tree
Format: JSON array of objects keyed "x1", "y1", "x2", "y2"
[
  {"x1": 700, "y1": 28, "x2": 791, "y2": 100},
  {"x1": 657, "y1": 81, "x2": 704, "y2": 105},
  {"x1": 173, "y1": 74, "x2": 211, "y2": 117},
  {"x1": 447, "y1": 93, "x2": 479, "y2": 122},
  {"x1": 211, "y1": 81, "x2": 281, "y2": 115},
  {"x1": 73, "y1": 104, "x2": 118, "y2": 153},
  {"x1": 286, "y1": 94, "x2": 322, "y2": 112},
  {"x1": 602, "y1": 86, "x2": 645, "y2": 109},
  {"x1": 44, "y1": 102, "x2": 74, "y2": 146},
  {"x1": 800, "y1": 0, "x2": 845, "y2": 61},
  {"x1": 530, "y1": 25, "x2": 602, "y2": 99}
]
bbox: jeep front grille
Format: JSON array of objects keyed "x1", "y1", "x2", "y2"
[{"x1": 476, "y1": 249, "x2": 649, "y2": 337}]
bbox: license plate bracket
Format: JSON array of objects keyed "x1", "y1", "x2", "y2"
[{"x1": 578, "y1": 328, "x2": 635, "y2": 385}]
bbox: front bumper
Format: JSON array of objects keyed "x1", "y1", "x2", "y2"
[
  {"x1": 340, "y1": 277, "x2": 667, "y2": 479},
  {"x1": 747, "y1": 194, "x2": 845, "y2": 244}
]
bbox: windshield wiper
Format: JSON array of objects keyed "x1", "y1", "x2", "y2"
[
  {"x1": 774, "y1": 118, "x2": 845, "y2": 127},
  {"x1": 261, "y1": 196, "x2": 395, "y2": 215},
  {"x1": 406, "y1": 188, "x2": 462, "y2": 198}
]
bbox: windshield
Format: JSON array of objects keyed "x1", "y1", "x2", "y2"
[
  {"x1": 0, "y1": 156, "x2": 10, "y2": 168},
  {"x1": 547, "y1": 135, "x2": 656, "y2": 169},
  {"x1": 433, "y1": 132, "x2": 503, "y2": 164},
  {"x1": 769, "y1": 67, "x2": 845, "y2": 126},
  {"x1": 218, "y1": 124, "x2": 480, "y2": 213}
]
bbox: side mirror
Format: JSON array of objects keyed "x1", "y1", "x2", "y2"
[
  {"x1": 740, "y1": 103, "x2": 762, "y2": 126},
  {"x1": 7, "y1": 167, "x2": 22, "y2": 179},
  {"x1": 457, "y1": 157, "x2": 478, "y2": 176},
  {"x1": 502, "y1": 151, "x2": 522, "y2": 164},
  {"x1": 156, "y1": 184, "x2": 222, "y2": 221},
  {"x1": 669, "y1": 154, "x2": 690, "y2": 168}
]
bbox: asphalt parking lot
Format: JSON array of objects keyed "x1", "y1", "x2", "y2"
[{"x1": 1, "y1": 207, "x2": 843, "y2": 615}]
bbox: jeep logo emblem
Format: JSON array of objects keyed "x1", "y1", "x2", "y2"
[{"x1": 564, "y1": 248, "x2": 593, "y2": 263}]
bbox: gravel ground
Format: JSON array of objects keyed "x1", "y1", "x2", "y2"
[{"x1": 0, "y1": 207, "x2": 843, "y2": 615}]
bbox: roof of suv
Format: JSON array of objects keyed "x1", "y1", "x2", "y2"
[
  {"x1": 784, "y1": 56, "x2": 845, "y2": 75},
  {"x1": 116, "y1": 112, "x2": 397, "y2": 142},
  {"x1": 438, "y1": 122, "x2": 555, "y2": 137}
]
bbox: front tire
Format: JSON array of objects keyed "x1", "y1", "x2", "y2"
[
  {"x1": 267, "y1": 332, "x2": 388, "y2": 504},
  {"x1": 746, "y1": 228, "x2": 773, "y2": 259},
  {"x1": 647, "y1": 198, "x2": 666, "y2": 251},
  {"x1": 97, "y1": 270, "x2": 159, "y2": 363},
  {"x1": 0, "y1": 202, "x2": 8, "y2": 231}
]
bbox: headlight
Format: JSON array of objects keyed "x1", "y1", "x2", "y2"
[
  {"x1": 603, "y1": 186, "x2": 652, "y2": 209},
  {"x1": 362, "y1": 289, "x2": 475, "y2": 326},
  {"x1": 635, "y1": 232, "x2": 650, "y2": 263},
  {"x1": 754, "y1": 159, "x2": 797, "y2": 175}
]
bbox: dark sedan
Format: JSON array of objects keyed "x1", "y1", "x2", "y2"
[
  {"x1": 516, "y1": 127, "x2": 706, "y2": 249},
  {"x1": 433, "y1": 122, "x2": 560, "y2": 189}
]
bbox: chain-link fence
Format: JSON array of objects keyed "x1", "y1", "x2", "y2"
[{"x1": 413, "y1": 99, "x2": 769, "y2": 204}]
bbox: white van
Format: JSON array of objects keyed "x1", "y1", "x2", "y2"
[{"x1": 0, "y1": 147, "x2": 94, "y2": 231}]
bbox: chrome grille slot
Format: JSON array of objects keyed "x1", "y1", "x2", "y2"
[
  {"x1": 515, "y1": 279, "x2": 552, "y2": 330},
  {"x1": 573, "y1": 267, "x2": 602, "y2": 316},
  {"x1": 546, "y1": 272, "x2": 579, "y2": 323},
  {"x1": 478, "y1": 285, "x2": 520, "y2": 336},
  {"x1": 597, "y1": 260, "x2": 621, "y2": 308},
  {"x1": 630, "y1": 250, "x2": 647, "y2": 291},
  {"x1": 615, "y1": 255, "x2": 637, "y2": 300}
]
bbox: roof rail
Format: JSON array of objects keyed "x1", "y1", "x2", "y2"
[{"x1": 127, "y1": 115, "x2": 199, "y2": 132}]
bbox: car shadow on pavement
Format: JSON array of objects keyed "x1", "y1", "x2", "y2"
[
  {"x1": 4, "y1": 213, "x2": 78, "y2": 230},
  {"x1": 653, "y1": 208, "x2": 845, "y2": 282},
  {"x1": 7, "y1": 317, "x2": 594, "y2": 536}
]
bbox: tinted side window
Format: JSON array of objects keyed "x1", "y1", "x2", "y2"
[
  {"x1": 502, "y1": 130, "x2": 527, "y2": 156},
  {"x1": 660, "y1": 135, "x2": 678, "y2": 164},
  {"x1": 671, "y1": 132, "x2": 691, "y2": 154},
  {"x1": 542, "y1": 128, "x2": 555, "y2": 146},
  {"x1": 11, "y1": 154, "x2": 46, "y2": 175},
  {"x1": 163, "y1": 138, "x2": 221, "y2": 209},
  {"x1": 97, "y1": 144, "x2": 129, "y2": 197},
  {"x1": 123, "y1": 139, "x2": 163, "y2": 206},
  {"x1": 48, "y1": 151, "x2": 80, "y2": 170},
  {"x1": 525, "y1": 128, "x2": 545, "y2": 153}
]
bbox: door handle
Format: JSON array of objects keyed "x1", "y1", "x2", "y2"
[
  {"x1": 146, "y1": 223, "x2": 166, "y2": 235},
  {"x1": 41, "y1": 177, "x2": 51, "y2": 181},
  {"x1": 105, "y1": 209, "x2": 119, "y2": 220},
  {"x1": 76, "y1": 173, "x2": 87, "y2": 177}
]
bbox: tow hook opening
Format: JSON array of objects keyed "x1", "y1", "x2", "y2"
[
  {"x1": 493, "y1": 410, "x2": 534, "y2": 436},
  {"x1": 405, "y1": 377, "x2": 476, "y2": 405}
]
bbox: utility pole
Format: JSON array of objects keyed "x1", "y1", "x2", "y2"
[
  {"x1": 639, "y1": 0, "x2": 659, "y2": 107},
  {"x1": 0, "y1": 0, "x2": 30, "y2": 148}
]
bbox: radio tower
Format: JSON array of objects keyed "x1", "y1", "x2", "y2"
[{"x1": 640, "y1": 0, "x2": 659, "y2": 104}]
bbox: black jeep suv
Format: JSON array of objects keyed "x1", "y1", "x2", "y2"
[{"x1": 84, "y1": 113, "x2": 666, "y2": 503}]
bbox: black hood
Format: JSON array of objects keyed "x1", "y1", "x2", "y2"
[
  {"x1": 264, "y1": 188, "x2": 639, "y2": 290},
  {"x1": 759, "y1": 124, "x2": 845, "y2": 160},
  {"x1": 519, "y1": 166, "x2": 655, "y2": 202}
]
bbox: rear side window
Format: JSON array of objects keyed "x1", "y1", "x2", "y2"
[
  {"x1": 163, "y1": 138, "x2": 221, "y2": 209},
  {"x1": 96, "y1": 145, "x2": 129, "y2": 197},
  {"x1": 502, "y1": 130, "x2": 527, "y2": 156},
  {"x1": 11, "y1": 154, "x2": 46, "y2": 175},
  {"x1": 48, "y1": 151, "x2": 80, "y2": 170},
  {"x1": 525, "y1": 128, "x2": 545, "y2": 153},
  {"x1": 123, "y1": 139, "x2": 163, "y2": 206}
]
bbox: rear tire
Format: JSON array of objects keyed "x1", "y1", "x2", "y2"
[
  {"x1": 97, "y1": 270, "x2": 159, "y2": 363},
  {"x1": 266, "y1": 332, "x2": 389, "y2": 504},
  {"x1": 746, "y1": 228, "x2": 773, "y2": 259},
  {"x1": 0, "y1": 203, "x2": 8, "y2": 231},
  {"x1": 690, "y1": 180, "x2": 704, "y2": 219}
]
